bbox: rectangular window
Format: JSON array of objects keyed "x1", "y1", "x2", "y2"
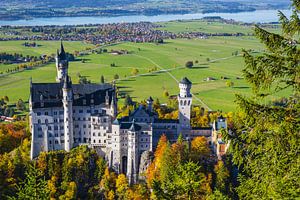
[
  {"x1": 87, "y1": 110, "x2": 91, "y2": 113},
  {"x1": 79, "y1": 110, "x2": 83, "y2": 113},
  {"x1": 59, "y1": 111, "x2": 63, "y2": 115},
  {"x1": 37, "y1": 112, "x2": 41, "y2": 116},
  {"x1": 54, "y1": 111, "x2": 57, "y2": 115},
  {"x1": 45, "y1": 112, "x2": 48, "y2": 116},
  {"x1": 54, "y1": 126, "x2": 58, "y2": 130}
]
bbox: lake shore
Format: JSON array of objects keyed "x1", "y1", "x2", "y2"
[{"x1": 0, "y1": 9, "x2": 292, "y2": 26}]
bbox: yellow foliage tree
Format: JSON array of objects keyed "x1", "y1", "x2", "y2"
[
  {"x1": 190, "y1": 136, "x2": 210, "y2": 162},
  {"x1": 116, "y1": 174, "x2": 129, "y2": 200}
]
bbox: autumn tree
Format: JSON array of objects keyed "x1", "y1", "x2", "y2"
[
  {"x1": 223, "y1": 2, "x2": 300, "y2": 198},
  {"x1": 100, "y1": 167, "x2": 116, "y2": 199},
  {"x1": 190, "y1": 136, "x2": 210, "y2": 162},
  {"x1": 115, "y1": 174, "x2": 129, "y2": 200},
  {"x1": 148, "y1": 135, "x2": 212, "y2": 199}
]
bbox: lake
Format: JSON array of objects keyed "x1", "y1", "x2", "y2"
[{"x1": 0, "y1": 9, "x2": 292, "y2": 26}]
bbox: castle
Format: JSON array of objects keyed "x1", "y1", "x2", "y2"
[{"x1": 30, "y1": 43, "x2": 227, "y2": 183}]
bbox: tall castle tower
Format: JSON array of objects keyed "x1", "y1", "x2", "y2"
[
  {"x1": 62, "y1": 75, "x2": 73, "y2": 152},
  {"x1": 178, "y1": 77, "x2": 192, "y2": 129},
  {"x1": 56, "y1": 41, "x2": 68, "y2": 82}
]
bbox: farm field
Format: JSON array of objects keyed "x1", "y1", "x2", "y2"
[
  {"x1": 0, "y1": 34, "x2": 289, "y2": 112},
  {"x1": 156, "y1": 20, "x2": 281, "y2": 34}
]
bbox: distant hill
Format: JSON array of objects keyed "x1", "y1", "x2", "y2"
[{"x1": 0, "y1": 0, "x2": 291, "y2": 20}]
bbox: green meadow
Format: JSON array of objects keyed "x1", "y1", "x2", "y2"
[
  {"x1": 0, "y1": 22, "x2": 286, "y2": 112},
  {"x1": 156, "y1": 20, "x2": 280, "y2": 34}
]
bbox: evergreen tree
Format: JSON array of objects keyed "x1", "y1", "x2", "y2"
[
  {"x1": 124, "y1": 95, "x2": 134, "y2": 107},
  {"x1": 224, "y1": 2, "x2": 300, "y2": 199},
  {"x1": 9, "y1": 164, "x2": 50, "y2": 200},
  {"x1": 100, "y1": 75, "x2": 105, "y2": 84}
]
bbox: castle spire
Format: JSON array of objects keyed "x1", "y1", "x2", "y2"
[{"x1": 59, "y1": 40, "x2": 66, "y2": 60}]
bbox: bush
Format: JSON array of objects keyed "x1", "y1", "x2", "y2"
[
  {"x1": 114, "y1": 74, "x2": 119, "y2": 80},
  {"x1": 225, "y1": 81, "x2": 234, "y2": 88},
  {"x1": 185, "y1": 61, "x2": 194, "y2": 68},
  {"x1": 131, "y1": 68, "x2": 139, "y2": 76}
]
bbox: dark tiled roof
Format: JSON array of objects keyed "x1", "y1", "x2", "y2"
[
  {"x1": 30, "y1": 82, "x2": 114, "y2": 109},
  {"x1": 153, "y1": 119, "x2": 179, "y2": 124},
  {"x1": 130, "y1": 105, "x2": 157, "y2": 117},
  {"x1": 129, "y1": 123, "x2": 142, "y2": 132},
  {"x1": 192, "y1": 127, "x2": 212, "y2": 130},
  {"x1": 180, "y1": 77, "x2": 192, "y2": 85},
  {"x1": 120, "y1": 122, "x2": 133, "y2": 129}
]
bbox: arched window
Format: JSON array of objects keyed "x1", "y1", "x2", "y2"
[
  {"x1": 180, "y1": 100, "x2": 183, "y2": 106},
  {"x1": 188, "y1": 100, "x2": 191, "y2": 106},
  {"x1": 45, "y1": 119, "x2": 48, "y2": 124},
  {"x1": 184, "y1": 100, "x2": 187, "y2": 106}
]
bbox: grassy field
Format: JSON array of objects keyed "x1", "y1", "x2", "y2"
[
  {"x1": 0, "y1": 40, "x2": 94, "y2": 56},
  {"x1": 156, "y1": 20, "x2": 281, "y2": 34},
  {"x1": 0, "y1": 35, "x2": 289, "y2": 112}
]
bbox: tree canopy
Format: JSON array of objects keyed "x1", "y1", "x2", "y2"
[{"x1": 223, "y1": 1, "x2": 300, "y2": 199}]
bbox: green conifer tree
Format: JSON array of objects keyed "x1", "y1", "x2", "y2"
[{"x1": 224, "y1": 1, "x2": 300, "y2": 199}]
